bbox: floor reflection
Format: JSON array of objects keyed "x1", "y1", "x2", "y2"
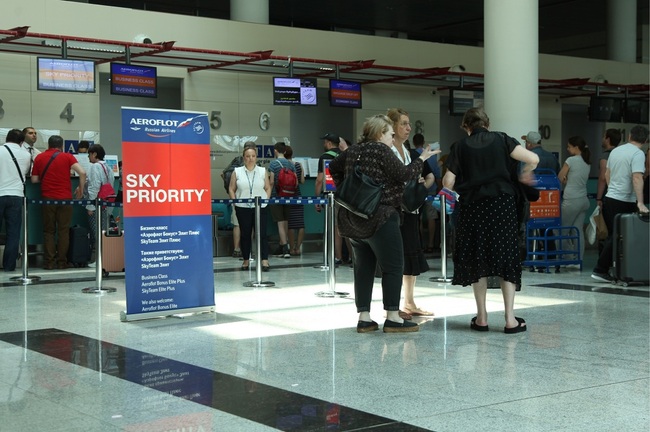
[{"x1": 0, "y1": 328, "x2": 432, "y2": 431}]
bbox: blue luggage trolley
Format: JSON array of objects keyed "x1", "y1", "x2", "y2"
[{"x1": 523, "y1": 170, "x2": 582, "y2": 273}]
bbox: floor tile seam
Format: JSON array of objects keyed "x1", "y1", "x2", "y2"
[
  {"x1": 478, "y1": 377, "x2": 650, "y2": 410},
  {"x1": 529, "y1": 283, "x2": 650, "y2": 297}
]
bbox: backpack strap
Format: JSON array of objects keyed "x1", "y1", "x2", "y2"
[
  {"x1": 99, "y1": 161, "x2": 111, "y2": 184},
  {"x1": 38, "y1": 151, "x2": 61, "y2": 182},
  {"x1": 3, "y1": 145, "x2": 27, "y2": 191}
]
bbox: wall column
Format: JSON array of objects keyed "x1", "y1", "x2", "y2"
[
  {"x1": 607, "y1": 0, "x2": 637, "y2": 63},
  {"x1": 230, "y1": 0, "x2": 269, "y2": 24},
  {"x1": 484, "y1": 0, "x2": 538, "y2": 139}
]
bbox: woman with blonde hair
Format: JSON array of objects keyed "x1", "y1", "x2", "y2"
[
  {"x1": 386, "y1": 108, "x2": 436, "y2": 318},
  {"x1": 329, "y1": 114, "x2": 438, "y2": 333}
]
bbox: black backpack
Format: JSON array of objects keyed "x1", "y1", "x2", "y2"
[{"x1": 222, "y1": 156, "x2": 244, "y2": 192}]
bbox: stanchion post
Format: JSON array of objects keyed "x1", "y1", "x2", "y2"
[
  {"x1": 315, "y1": 193, "x2": 348, "y2": 298},
  {"x1": 244, "y1": 196, "x2": 275, "y2": 288},
  {"x1": 431, "y1": 194, "x2": 453, "y2": 283},
  {"x1": 11, "y1": 196, "x2": 41, "y2": 284},
  {"x1": 83, "y1": 198, "x2": 116, "y2": 294},
  {"x1": 313, "y1": 197, "x2": 329, "y2": 271}
]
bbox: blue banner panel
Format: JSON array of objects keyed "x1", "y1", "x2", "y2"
[
  {"x1": 122, "y1": 107, "x2": 213, "y2": 318},
  {"x1": 125, "y1": 215, "x2": 214, "y2": 314}
]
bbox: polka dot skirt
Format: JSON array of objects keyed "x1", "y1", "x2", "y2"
[{"x1": 452, "y1": 193, "x2": 521, "y2": 287}]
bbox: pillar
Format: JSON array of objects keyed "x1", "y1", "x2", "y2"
[
  {"x1": 484, "y1": 0, "x2": 538, "y2": 139},
  {"x1": 230, "y1": 0, "x2": 269, "y2": 24},
  {"x1": 607, "y1": 0, "x2": 637, "y2": 63}
]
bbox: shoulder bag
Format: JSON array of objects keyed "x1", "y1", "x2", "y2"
[
  {"x1": 334, "y1": 158, "x2": 383, "y2": 219},
  {"x1": 98, "y1": 163, "x2": 116, "y2": 202},
  {"x1": 402, "y1": 179, "x2": 428, "y2": 212}
]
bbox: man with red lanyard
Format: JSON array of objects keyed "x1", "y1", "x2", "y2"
[{"x1": 31, "y1": 135, "x2": 86, "y2": 269}]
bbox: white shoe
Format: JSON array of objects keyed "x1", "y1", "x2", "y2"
[{"x1": 88, "y1": 262, "x2": 96, "y2": 268}]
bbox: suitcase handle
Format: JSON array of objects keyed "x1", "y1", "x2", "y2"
[{"x1": 636, "y1": 212, "x2": 650, "y2": 223}]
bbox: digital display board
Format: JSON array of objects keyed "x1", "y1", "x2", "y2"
[
  {"x1": 329, "y1": 79, "x2": 362, "y2": 108},
  {"x1": 110, "y1": 63, "x2": 157, "y2": 98},
  {"x1": 37, "y1": 57, "x2": 95, "y2": 93},
  {"x1": 273, "y1": 77, "x2": 317, "y2": 106}
]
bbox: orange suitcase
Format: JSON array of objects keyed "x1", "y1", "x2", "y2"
[{"x1": 101, "y1": 230, "x2": 125, "y2": 277}]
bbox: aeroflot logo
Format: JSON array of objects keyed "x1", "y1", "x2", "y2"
[
  {"x1": 130, "y1": 118, "x2": 181, "y2": 127},
  {"x1": 128, "y1": 114, "x2": 208, "y2": 138}
]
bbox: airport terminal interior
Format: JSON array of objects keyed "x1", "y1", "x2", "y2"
[
  {"x1": 1, "y1": 1, "x2": 649, "y2": 431},
  {"x1": 1, "y1": 247, "x2": 648, "y2": 431}
]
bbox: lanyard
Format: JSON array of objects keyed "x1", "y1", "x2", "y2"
[{"x1": 244, "y1": 167, "x2": 256, "y2": 206}]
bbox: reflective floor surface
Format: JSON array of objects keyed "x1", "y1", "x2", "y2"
[{"x1": 1, "y1": 249, "x2": 648, "y2": 431}]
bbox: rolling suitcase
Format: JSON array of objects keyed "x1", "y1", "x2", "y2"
[
  {"x1": 101, "y1": 230, "x2": 125, "y2": 277},
  {"x1": 68, "y1": 225, "x2": 91, "y2": 267},
  {"x1": 613, "y1": 212, "x2": 649, "y2": 285}
]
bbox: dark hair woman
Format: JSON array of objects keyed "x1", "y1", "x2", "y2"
[{"x1": 442, "y1": 108, "x2": 539, "y2": 334}]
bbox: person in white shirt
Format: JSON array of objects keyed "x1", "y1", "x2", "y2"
[
  {"x1": 592, "y1": 125, "x2": 649, "y2": 282},
  {"x1": 0, "y1": 129, "x2": 31, "y2": 271}
]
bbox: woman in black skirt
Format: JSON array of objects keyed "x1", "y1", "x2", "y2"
[
  {"x1": 386, "y1": 108, "x2": 436, "y2": 318},
  {"x1": 443, "y1": 108, "x2": 538, "y2": 334}
]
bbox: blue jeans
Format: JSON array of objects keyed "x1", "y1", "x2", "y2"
[
  {"x1": 350, "y1": 212, "x2": 404, "y2": 312},
  {"x1": 0, "y1": 195, "x2": 23, "y2": 271}
]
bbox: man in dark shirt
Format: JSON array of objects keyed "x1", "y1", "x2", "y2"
[
  {"x1": 315, "y1": 133, "x2": 343, "y2": 264},
  {"x1": 521, "y1": 131, "x2": 560, "y2": 270},
  {"x1": 522, "y1": 131, "x2": 559, "y2": 174}
]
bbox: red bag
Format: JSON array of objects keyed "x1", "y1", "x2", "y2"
[
  {"x1": 276, "y1": 165, "x2": 298, "y2": 197},
  {"x1": 98, "y1": 163, "x2": 116, "y2": 202}
]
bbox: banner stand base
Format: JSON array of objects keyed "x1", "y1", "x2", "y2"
[
  {"x1": 430, "y1": 277, "x2": 453, "y2": 283},
  {"x1": 120, "y1": 306, "x2": 215, "y2": 322},
  {"x1": 315, "y1": 291, "x2": 349, "y2": 298},
  {"x1": 244, "y1": 281, "x2": 276, "y2": 288},
  {"x1": 11, "y1": 276, "x2": 41, "y2": 284},
  {"x1": 82, "y1": 287, "x2": 117, "y2": 294}
]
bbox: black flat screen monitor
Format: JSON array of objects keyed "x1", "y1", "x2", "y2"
[
  {"x1": 37, "y1": 57, "x2": 95, "y2": 93},
  {"x1": 588, "y1": 96, "x2": 622, "y2": 122},
  {"x1": 449, "y1": 89, "x2": 483, "y2": 116},
  {"x1": 623, "y1": 99, "x2": 649, "y2": 125},
  {"x1": 110, "y1": 63, "x2": 157, "y2": 98},
  {"x1": 329, "y1": 79, "x2": 362, "y2": 108},
  {"x1": 273, "y1": 77, "x2": 317, "y2": 106}
]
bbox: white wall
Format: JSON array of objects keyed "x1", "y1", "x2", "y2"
[{"x1": 0, "y1": 0, "x2": 647, "y2": 197}]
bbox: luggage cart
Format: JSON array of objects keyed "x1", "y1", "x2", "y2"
[{"x1": 522, "y1": 170, "x2": 581, "y2": 273}]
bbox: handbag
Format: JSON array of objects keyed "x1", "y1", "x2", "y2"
[
  {"x1": 401, "y1": 179, "x2": 428, "y2": 212},
  {"x1": 334, "y1": 160, "x2": 383, "y2": 219},
  {"x1": 97, "y1": 163, "x2": 116, "y2": 202},
  {"x1": 594, "y1": 206, "x2": 608, "y2": 241}
]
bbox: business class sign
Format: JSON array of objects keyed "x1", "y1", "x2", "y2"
[{"x1": 121, "y1": 107, "x2": 214, "y2": 320}]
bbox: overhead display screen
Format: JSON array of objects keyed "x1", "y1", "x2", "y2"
[
  {"x1": 273, "y1": 77, "x2": 317, "y2": 106},
  {"x1": 37, "y1": 57, "x2": 95, "y2": 93},
  {"x1": 329, "y1": 79, "x2": 362, "y2": 108},
  {"x1": 110, "y1": 63, "x2": 158, "y2": 98}
]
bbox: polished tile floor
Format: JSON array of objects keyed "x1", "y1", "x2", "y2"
[{"x1": 0, "y1": 248, "x2": 648, "y2": 431}]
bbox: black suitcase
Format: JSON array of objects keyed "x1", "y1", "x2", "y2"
[
  {"x1": 68, "y1": 225, "x2": 91, "y2": 267},
  {"x1": 613, "y1": 212, "x2": 649, "y2": 285}
]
